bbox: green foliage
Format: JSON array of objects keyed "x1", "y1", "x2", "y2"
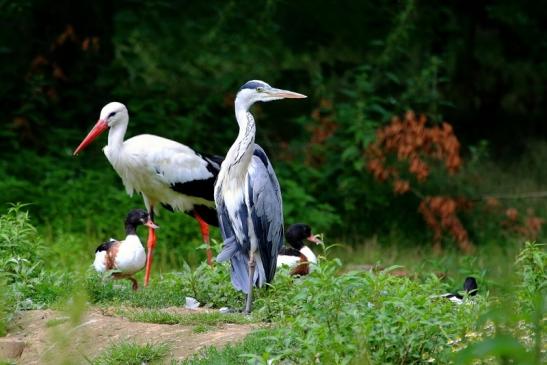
[
  {"x1": 453, "y1": 242, "x2": 546, "y2": 364},
  {"x1": 255, "y1": 261, "x2": 486, "y2": 364},
  {"x1": 181, "y1": 330, "x2": 272, "y2": 365},
  {"x1": 515, "y1": 242, "x2": 546, "y2": 310},
  {"x1": 0, "y1": 204, "x2": 41, "y2": 268},
  {"x1": 91, "y1": 341, "x2": 170, "y2": 365},
  {"x1": 1, "y1": 0, "x2": 545, "y2": 253},
  {"x1": 0, "y1": 205, "x2": 74, "y2": 334}
]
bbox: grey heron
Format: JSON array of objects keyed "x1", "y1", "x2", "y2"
[
  {"x1": 74, "y1": 102, "x2": 223, "y2": 286},
  {"x1": 215, "y1": 80, "x2": 306, "y2": 313}
]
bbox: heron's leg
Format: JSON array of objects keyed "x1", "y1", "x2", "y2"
[
  {"x1": 144, "y1": 208, "x2": 157, "y2": 287},
  {"x1": 194, "y1": 211, "x2": 213, "y2": 267},
  {"x1": 129, "y1": 277, "x2": 138, "y2": 291},
  {"x1": 244, "y1": 252, "x2": 256, "y2": 314}
]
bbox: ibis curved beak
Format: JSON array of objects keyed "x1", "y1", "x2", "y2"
[
  {"x1": 73, "y1": 119, "x2": 109, "y2": 155},
  {"x1": 307, "y1": 234, "x2": 323, "y2": 244},
  {"x1": 268, "y1": 88, "x2": 307, "y2": 99}
]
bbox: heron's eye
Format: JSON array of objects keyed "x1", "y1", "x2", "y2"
[
  {"x1": 108, "y1": 112, "x2": 117, "y2": 118},
  {"x1": 256, "y1": 87, "x2": 264, "y2": 92}
]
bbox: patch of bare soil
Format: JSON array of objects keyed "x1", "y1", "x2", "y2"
[{"x1": 4, "y1": 308, "x2": 256, "y2": 364}]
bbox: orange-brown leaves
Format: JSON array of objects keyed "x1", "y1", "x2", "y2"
[
  {"x1": 500, "y1": 207, "x2": 544, "y2": 241},
  {"x1": 366, "y1": 111, "x2": 462, "y2": 188},
  {"x1": 418, "y1": 196, "x2": 473, "y2": 253},
  {"x1": 393, "y1": 179, "x2": 410, "y2": 194},
  {"x1": 366, "y1": 111, "x2": 472, "y2": 251}
]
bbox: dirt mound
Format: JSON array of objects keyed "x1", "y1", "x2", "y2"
[{"x1": 4, "y1": 308, "x2": 255, "y2": 364}]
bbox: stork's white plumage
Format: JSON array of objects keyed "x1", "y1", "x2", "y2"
[{"x1": 75, "y1": 102, "x2": 222, "y2": 286}]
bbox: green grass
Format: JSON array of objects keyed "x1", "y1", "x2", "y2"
[
  {"x1": 91, "y1": 341, "x2": 170, "y2": 365},
  {"x1": 181, "y1": 329, "x2": 272, "y2": 365},
  {"x1": 1, "y1": 206, "x2": 544, "y2": 364},
  {"x1": 117, "y1": 307, "x2": 255, "y2": 326}
]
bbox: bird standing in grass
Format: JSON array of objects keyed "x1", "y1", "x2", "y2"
[
  {"x1": 93, "y1": 209, "x2": 158, "y2": 290},
  {"x1": 440, "y1": 276, "x2": 478, "y2": 304},
  {"x1": 74, "y1": 102, "x2": 223, "y2": 286},
  {"x1": 277, "y1": 223, "x2": 322, "y2": 275},
  {"x1": 215, "y1": 80, "x2": 306, "y2": 313},
  {"x1": 429, "y1": 276, "x2": 478, "y2": 305}
]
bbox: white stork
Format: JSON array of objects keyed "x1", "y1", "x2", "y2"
[{"x1": 74, "y1": 102, "x2": 222, "y2": 286}]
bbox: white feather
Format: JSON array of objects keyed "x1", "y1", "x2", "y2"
[
  {"x1": 300, "y1": 246, "x2": 317, "y2": 264},
  {"x1": 93, "y1": 251, "x2": 107, "y2": 273},
  {"x1": 104, "y1": 133, "x2": 215, "y2": 214},
  {"x1": 114, "y1": 235, "x2": 146, "y2": 274},
  {"x1": 277, "y1": 255, "x2": 301, "y2": 267}
]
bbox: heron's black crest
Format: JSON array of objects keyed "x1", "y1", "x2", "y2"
[{"x1": 239, "y1": 80, "x2": 268, "y2": 91}]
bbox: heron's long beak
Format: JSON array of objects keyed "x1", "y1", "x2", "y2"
[
  {"x1": 307, "y1": 234, "x2": 323, "y2": 244},
  {"x1": 145, "y1": 219, "x2": 159, "y2": 229},
  {"x1": 73, "y1": 119, "x2": 109, "y2": 155},
  {"x1": 268, "y1": 88, "x2": 307, "y2": 99}
]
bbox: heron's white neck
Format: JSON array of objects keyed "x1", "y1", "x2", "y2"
[
  {"x1": 221, "y1": 98, "x2": 256, "y2": 185},
  {"x1": 106, "y1": 117, "x2": 128, "y2": 159}
]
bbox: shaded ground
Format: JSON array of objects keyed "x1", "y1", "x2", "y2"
[{"x1": 4, "y1": 308, "x2": 256, "y2": 364}]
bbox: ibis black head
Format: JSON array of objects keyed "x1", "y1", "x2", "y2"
[
  {"x1": 463, "y1": 277, "x2": 478, "y2": 296},
  {"x1": 286, "y1": 223, "x2": 323, "y2": 249},
  {"x1": 124, "y1": 209, "x2": 158, "y2": 235}
]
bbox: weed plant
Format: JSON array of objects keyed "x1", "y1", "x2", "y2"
[{"x1": 91, "y1": 341, "x2": 170, "y2": 365}]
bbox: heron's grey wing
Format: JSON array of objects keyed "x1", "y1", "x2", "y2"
[
  {"x1": 215, "y1": 188, "x2": 251, "y2": 293},
  {"x1": 248, "y1": 144, "x2": 284, "y2": 284}
]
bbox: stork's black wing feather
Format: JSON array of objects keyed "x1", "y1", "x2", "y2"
[{"x1": 168, "y1": 152, "x2": 224, "y2": 202}]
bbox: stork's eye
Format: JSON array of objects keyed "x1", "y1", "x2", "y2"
[
  {"x1": 108, "y1": 112, "x2": 117, "y2": 118},
  {"x1": 256, "y1": 87, "x2": 264, "y2": 92}
]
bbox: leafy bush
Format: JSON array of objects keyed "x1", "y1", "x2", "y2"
[
  {"x1": 454, "y1": 242, "x2": 545, "y2": 364},
  {"x1": 0, "y1": 205, "x2": 73, "y2": 333},
  {"x1": 252, "y1": 260, "x2": 485, "y2": 364}
]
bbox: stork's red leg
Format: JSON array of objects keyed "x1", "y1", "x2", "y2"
[
  {"x1": 144, "y1": 209, "x2": 157, "y2": 286},
  {"x1": 194, "y1": 212, "x2": 213, "y2": 266}
]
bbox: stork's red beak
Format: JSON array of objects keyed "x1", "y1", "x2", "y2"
[
  {"x1": 307, "y1": 234, "x2": 323, "y2": 244},
  {"x1": 73, "y1": 119, "x2": 109, "y2": 155}
]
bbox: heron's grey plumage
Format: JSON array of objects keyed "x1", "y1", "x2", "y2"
[
  {"x1": 216, "y1": 145, "x2": 283, "y2": 293},
  {"x1": 214, "y1": 80, "x2": 305, "y2": 311}
]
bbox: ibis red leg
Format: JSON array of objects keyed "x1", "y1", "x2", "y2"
[{"x1": 194, "y1": 212, "x2": 213, "y2": 266}]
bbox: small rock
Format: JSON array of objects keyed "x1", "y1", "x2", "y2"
[
  {"x1": 0, "y1": 338, "x2": 25, "y2": 359},
  {"x1": 185, "y1": 297, "x2": 200, "y2": 309},
  {"x1": 219, "y1": 307, "x2": 232, "y2": 314}
]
